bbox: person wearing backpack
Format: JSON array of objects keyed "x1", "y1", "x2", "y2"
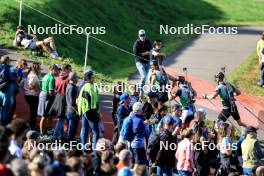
[
  {"x1": 130, "y1": 102, "x2": 149, "y2": 166},
  {"x1": 119, "y1": 102, "x2": 149, "y2": 166},
  {"x1": 0, "y1": 56, "x2": 15, "y2": 126},
  {"x1": 171, "y1": 79, "x2": 195, "y2": 128},
  {"x1": 203, "y1": 72, "x2": 246, "y2": 127},
  {"x1": 50, "y1": 64, "x2": 72, "y2": 141}
]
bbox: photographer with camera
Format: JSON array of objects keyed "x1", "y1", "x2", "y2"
[
  {"x1": 170, "y1": 76, "x2": 196, "y2": 128},
  {"x1": 13, "y1": 25, "x2": 60, "y2": 59}
]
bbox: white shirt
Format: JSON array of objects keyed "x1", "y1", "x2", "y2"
[
  {"x1": 24, "y1": 72, "x2": 40, "y2": 96},
  {"x1": 21, "y1": 38, "x2": 32, "y2": 48}
]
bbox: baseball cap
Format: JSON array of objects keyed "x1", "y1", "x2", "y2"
[
  {"x1": 197, "y1": 108, "x2": 207, "y2": 116},
  {"x1": 132, "y1": 102, "x2": 143, "y2": 114},
  {"x1": 163, "y1": 115, "x2": 174, "y2": 125},
  {"x1": 138, "y1": 29, "x2": 146, "y2": 36},
  {"x1": 68, "y1": 71, "x2": 79, "y2": 81},
  {"x1": 120, "y1": 93, "x2": 130, "y2": 103},
  {"x1": 246, "y1": 126, "x2": 258, "y2": 133},
  {"x1": 84, "y1": 69, "x2": 95, "y2": 77},
  {"x1": 50, "y1": 64, "x2": 61, "y2": 70}
]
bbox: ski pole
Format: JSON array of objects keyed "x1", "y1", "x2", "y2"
[{"x1": 236, "y1": 100, "x2": 264, "y2": 125}]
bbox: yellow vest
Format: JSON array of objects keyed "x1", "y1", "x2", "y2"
[
  {"x1": 257, "y1": 39, "x2": 264, "y2": 56},
  {"x1": 241, "y1": 135, "x2": 259, "y2": 168},
  {"x1": 77, "y1": 83, "x2": 99, "y2": 116}
]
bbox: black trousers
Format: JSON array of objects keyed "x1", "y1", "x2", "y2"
[{"x1": 25, "y1": 95, "x2": 39, "y2": 130}]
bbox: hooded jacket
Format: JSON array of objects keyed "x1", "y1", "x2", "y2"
[{"x1": 55, "y1": 72, "x2": 69, "y2": 95}]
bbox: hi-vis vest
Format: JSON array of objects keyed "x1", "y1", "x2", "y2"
[
  {"x1": 77, "y1": 83, "x2": 99, "y2": 116},
  {"x1": 241, "y1": 136, "x2": 259, "y2": 168}
]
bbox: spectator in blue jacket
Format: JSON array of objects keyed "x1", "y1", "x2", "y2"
[
  {"x1": 119, "y1": 102, "x2": 149, "y2": 167},
  {"x1": 112, "y1": 93, "x2": 131, "y2": 145},
  {"x1": 128, "y1": 102, "x2": 149, "y2": 167},
  {"x1": 116, "y1": 93, "x2": 131, "y2": 128},
  {"x1": 0, "y1": 56, "x2": 16, "y2": 126}
]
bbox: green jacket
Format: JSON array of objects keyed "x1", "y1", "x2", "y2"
[{"x1": 77, "y1": 82, "x2": 99, "y2": 116}]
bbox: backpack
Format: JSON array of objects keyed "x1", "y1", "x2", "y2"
[
  {"x1": 147, "y1": 133, "x2": 160, "y2": 163},
  {"x1": 121, "y1": 116, "x2": 134, "y2": 142},
  {"x1": 132, "y1": 115, "x2": 145, "y2": 136},
  {"x1": 0, "y1": 65, "x2": 10, "y2": 91},
  {"x1": 122, "y1": 114, "x2": 145, "y2": 142}
]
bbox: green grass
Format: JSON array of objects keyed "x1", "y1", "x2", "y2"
[
  {"x1": 205, "y1": 0, "x2": 264, "y2": 25},
  {"x1": 1, "y1": 0, "x2": 264, "y2": 82},
  {"x1": 228, "y1": 52, "x2": 264, "y2": 97}
]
